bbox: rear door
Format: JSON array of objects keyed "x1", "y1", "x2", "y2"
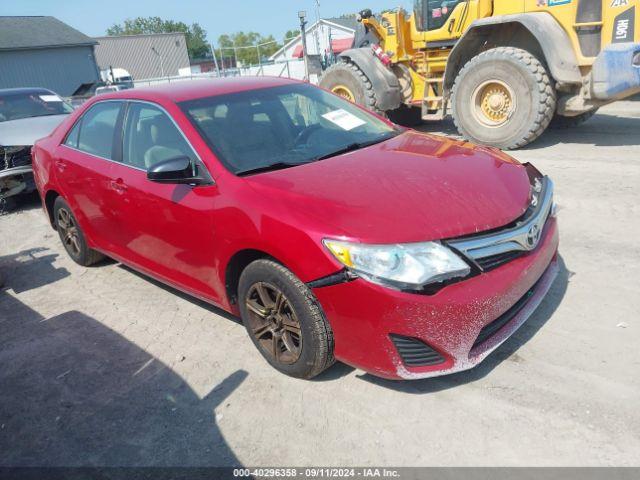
[
  {"x1": 108, "y1": 101, "x2": 220, "y2": 301},
  {"x1": 54, "y1": 100, "x2": 124, "y2": 253}
]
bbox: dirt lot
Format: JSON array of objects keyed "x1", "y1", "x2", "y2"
[{"x1": 1, "y1": 102, "x2": 639, "y2": 467}]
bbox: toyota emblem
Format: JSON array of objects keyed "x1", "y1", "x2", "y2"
[{"x1": 526, "y1": 224, "x2": 541, "y2": 248}]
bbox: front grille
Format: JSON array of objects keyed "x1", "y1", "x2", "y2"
[
  {"x1": 448, "y1": 176, "x2": 554, "y2": 273},
  {"x1": 390, "y1": 334, "x2": 445, "y2": 367},
  {"x1": 475, "y1": 251, "x2": 525, "y2": 272},
  {"x1": 1, "y1": 146, "x2": 32, "y2": 171}
]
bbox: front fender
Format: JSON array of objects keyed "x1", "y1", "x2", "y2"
[
  {"x1": 339, "y1": 48, "x2": 403, "y2": 111},
  {"x1": 444, "y1": 12, "x2": 583, "y2": 94}
]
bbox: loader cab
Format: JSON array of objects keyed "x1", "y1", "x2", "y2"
[
  {"x1": 411, "y1": 0, "x2": 493, "y2": 45},
  {"x1": 413, "y1": 0, "x2": 468, "y2": 31}
]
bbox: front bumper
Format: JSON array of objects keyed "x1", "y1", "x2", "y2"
[
  {"x1": 592, "y1": 42, "x2": 640, "y2": 101},
  {"x1": 313, "y1": 217, "x2": 559, "y2": 380}
]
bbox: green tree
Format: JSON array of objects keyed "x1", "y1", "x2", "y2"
[
  {"x1": 106, "y1": 17, "x2": 210, "y2": 59},
  {"x1": 216, "y1": 32, "x2": 281, "y2": 67},
  {"x1": 284, "y1": 29, "x2": 300, "y2": 43}
]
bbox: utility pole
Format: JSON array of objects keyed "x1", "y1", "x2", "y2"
[
  {"x1": 299, "y1": 11, "x2": 309, "y2": 81},
  {"x1": 314, "y1": 0, "x2": 322, "y2": 58},
  {"x1": 232, "y1": 40, "x2": 239, "y2": 69},
  {"x1": 209, "y1": 42, "x2": 221, "y2": 76}
]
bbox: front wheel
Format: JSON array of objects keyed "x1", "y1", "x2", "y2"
[
  {"x1": 319, "y1": 60, "x2": 380, "y2": 113},
  {"x1": 238, "y1": 259, "x2": 334, "y2": 379},
  {"x1": 451, "y1": 47, "x2": 556, "y2": 150}
]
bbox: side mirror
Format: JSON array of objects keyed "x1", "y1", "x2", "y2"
[{"x1": 147, "y1": 156, "x2": 208, "y2": 185}]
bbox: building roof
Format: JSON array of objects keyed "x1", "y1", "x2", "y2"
[
  {"x1": 0, "y1": 16, "x2": 97, "y2": 51},
  {"x1": 324, "y1": 17, "x2": 359, "y2": 31},
  {"x1": 93, "y1": 32, "x2": 187, "y2": 41},
  {"x1": 269, "y1": 18, "x2": 357, "y2": 61}
]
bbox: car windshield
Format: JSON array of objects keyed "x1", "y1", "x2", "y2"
[
  {"x1": 180, "y1": 83, "x2": 400, "y2": 175},
  {"x1": 0, "y1": 91, "x2": 73, "y2": 123}
]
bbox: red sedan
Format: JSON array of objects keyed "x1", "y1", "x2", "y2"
[{"x1": 32, "y1": 77, "x2": 559, "y2": 380}]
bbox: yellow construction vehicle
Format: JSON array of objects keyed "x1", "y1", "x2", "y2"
[{"x1": 319, "y1": 0, "x2": 640, "y2": 149}]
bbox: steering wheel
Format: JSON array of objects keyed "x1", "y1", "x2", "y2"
[{"x1": 293, "y1": 124, "x2": 323, "y2": 146}]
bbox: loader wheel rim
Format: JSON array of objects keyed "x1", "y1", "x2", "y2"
[
  {"x1": 331, "y1": 85, "x2": 355, "y2": 102},
  {"x1": 472, "y1": 80, "x2": 516, "y2": 127}
]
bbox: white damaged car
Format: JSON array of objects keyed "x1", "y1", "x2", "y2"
[{"x1": 0, "y1": 88, "x2": 72, "y2": 211}]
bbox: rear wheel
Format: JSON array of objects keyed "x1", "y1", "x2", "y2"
[
  {"x1": 53, "y1": 197, "x2": 104, "y2": 266},
  {"x1": 550, "y1": 109, "x2": 598, "y2": 129},
  {"x1": 238, "y1": 259, "x2": 334, "y2": 379},
  {"x1": 319, "y1": 60, "x2": 380, "y2": 113},
  {"x1": 451, "y1": 47, "x2": 556, "y2": 150}
]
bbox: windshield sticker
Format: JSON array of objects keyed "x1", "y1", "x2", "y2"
[
  {"x1": 322, "y1": 109, "x2": 367, "y2": 131},
  {"x1": 39, "y1": 95, "x2": 63, "y2": 102}
]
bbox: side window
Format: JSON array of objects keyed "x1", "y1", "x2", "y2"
[
  {"x1": 64, "y1": 120, "x2": 81, "y2": 148},
  {"x1": 122, "y1": 103, "x2": 197, "y2": 170},
  {"x1": 427, "y1": 0, "x2": 465, "y2": 31},
  {"x1": 76, "y1": 102, "x2": 121, "y2": 159}
]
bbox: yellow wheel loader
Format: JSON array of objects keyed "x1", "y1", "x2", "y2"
[{"x1": 319, "y1": 0, "x2": 640, "y2": 149}]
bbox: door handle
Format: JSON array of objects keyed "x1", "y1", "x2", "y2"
[
  {"x1": 110, "y1": 178, "x2": 128, "y2": 194},
  {"x1": 55, "y1": 160, "x2": 67, "y2": 172}
]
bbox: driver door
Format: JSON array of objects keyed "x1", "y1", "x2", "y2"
[{"x1": 108, "y1": 101, "x2": 221, "y2": 302}]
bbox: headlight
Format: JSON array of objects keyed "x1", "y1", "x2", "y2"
[{"x1": 323, "y1": 239, "x2": 471, "y2": 290}]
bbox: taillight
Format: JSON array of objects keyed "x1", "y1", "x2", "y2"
[{"x1": 371, "y1": 44, "x2": 392, "y2": 67}]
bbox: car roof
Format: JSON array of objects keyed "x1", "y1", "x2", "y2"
[
  {"x1": 95, "y1": 76, "x2": 302, "y2": 104},
  {"x1": 0, "y1": 87, "x2": 56, "y2": 97}
]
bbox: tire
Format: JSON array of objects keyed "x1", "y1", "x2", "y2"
[
  {"x1": 53, "y1": 196, "x2": 104, "y2": 266},
  {"x1": 550, "y1": 109, "x2": 598, "y2": 129},
  {"x1": 451, "y1": 47, "x2": 556, "y2": 150},
  {"x1": 388, "y1": 105, "x2": 423, "y2": 127},
  {"x1": 319, "y1": 60, "x2": 380, "y2": 114},
  {"x1": 238, "y1": 259, "x2": 334, "y2": 379}
]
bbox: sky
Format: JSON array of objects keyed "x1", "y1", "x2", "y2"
[{"x1": 3, "y1": 0, "x2": 414, "y2": 43}]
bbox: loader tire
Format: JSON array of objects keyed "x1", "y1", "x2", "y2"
[
  {"x1": 319, "y1": 61, "x2": 380, "y2": 114},
  {"x1": 550, "y1": 109, "x2": 598, "y2": 129},
  {"x1": 451, "y1": 47, "x2": 556, "y2": 150}
]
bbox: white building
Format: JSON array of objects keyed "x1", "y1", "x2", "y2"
[{"x1": 269, "y1": 17, "x2": 358, "y2": 62}]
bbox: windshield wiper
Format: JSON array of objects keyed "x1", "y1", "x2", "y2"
[
  {"x1": 313, "y1": 132, "x2": 401, "y2": 162},
  {"x1": 236, "y1": 161, "x2": 307, "y2": 176},
  {"x1": 313, "y1": 143, "x2": 362, "y2": 161}
]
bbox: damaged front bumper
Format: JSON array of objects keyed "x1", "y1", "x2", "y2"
[
  {"x1": 312, "y1": 217, "x2": 559, "y2": 380},
  {"x1": 1, "y1": 146, "x2": 34, "y2": 200}
]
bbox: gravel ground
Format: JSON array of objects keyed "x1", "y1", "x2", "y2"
[{"x1": 1, "y1": 102, "x2": 639, "y2": 467}]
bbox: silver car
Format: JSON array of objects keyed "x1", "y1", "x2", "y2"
[{"x1": 0, "y1": 88, "x2": 72, "y2": 210}]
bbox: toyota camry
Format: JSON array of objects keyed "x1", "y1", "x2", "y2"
[{"x1": 32, "y1": 77, "x2": 559, "y2": 380}]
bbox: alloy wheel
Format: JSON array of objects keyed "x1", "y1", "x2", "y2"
[
  {"x1": 57, "y1": 207, "x2": 81, "y2": 257},
  {"x1": 245, "y1": 282, "x2": 302, "y2": 365}
]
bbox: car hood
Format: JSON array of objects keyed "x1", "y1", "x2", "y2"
[
  {"x1": 244, "y1": 131, "x2": 533, "y2": 243},
  {"x1": 0, "y1": 114, "x2": 69, "y2": 146}
]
